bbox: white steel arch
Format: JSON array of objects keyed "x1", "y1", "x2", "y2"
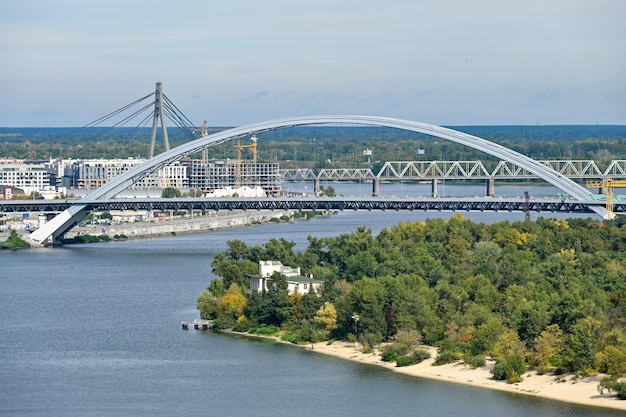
[{"x1": 30, "y1": 115, "x2": 603, "y2": 244}]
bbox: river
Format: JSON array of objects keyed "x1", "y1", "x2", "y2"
[{"x1": 1, "y1": 186, "x2": 622, "y2": 416}]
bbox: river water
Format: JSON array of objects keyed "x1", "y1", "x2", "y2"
[{"x1": 1, "y1": 186, "x2": 622, "y2": 416}]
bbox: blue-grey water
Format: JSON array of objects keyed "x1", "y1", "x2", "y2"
[{"x1": 1, "y1": 186, "x2": 622, "y2": 416}]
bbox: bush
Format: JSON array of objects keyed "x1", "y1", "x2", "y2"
[
  {"x1": 233, "y1": 316, "x2": 252, "y2": 333},
  {"x1": 469, "y1": 354, "x2": 487, "y2": 368},
  {"x1": 381, "y1": 342, "x2": 410, "y2": 362},
  {"x1": 278, "y1": 324, "x2": 323, "y2": 345},
  {"x1": 381, "y1": 350, "x2": 399, "y2": 362},
  {"x1": 433, "y1": 350, "x2": 461, "y2": 366},
  {"x1": 599, "y1": 376, "x2": 626, "y2": 399},
  {"x1": 412, "y1": 348, "x2": 431, "y2": 363},
  {"x1": 212, "y1": 315, "x2": 236, "y2": 330},
  {"x1": 249, "y1": 324, "x2": 279, "y2": 336},
  {"x1": 281, "y1": 331, "x2": 301, "y2": 344},
  {"x1": 393, "y1": 348, "x2": 431, "y2": 367},
  {"x1": 0, "y1": 230, "x2": 30, "y2": 249},
  {"x1": 492, "y1": 353, "x2": 527, "y2": 383},
  {"x1": 60, "y1": 234, "x2": 110, "y2": 244},
  {"x1": 396, "y1": 355, "x2": 418, "y2": 367}
]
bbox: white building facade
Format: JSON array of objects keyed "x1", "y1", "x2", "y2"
[
  {"x1": 250, "y1": 260, "x2": 323, "y2": 296},
  {"x1": 0, "y1": 159, "x2": 51, "y2": 195}
]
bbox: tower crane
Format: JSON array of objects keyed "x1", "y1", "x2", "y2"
[
  {"x1": 201, "y1": 121, "x2": 208, "y2": 164},
  {"x1": 586, "y1": 178, "x2": 626, "y2": 219},
  {"x1": 236, "y1": 134, "x2": 258, "y2": 189}
]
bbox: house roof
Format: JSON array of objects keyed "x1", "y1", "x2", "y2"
[{"x1": 248, "y1": 274, "x2": 323, "y2": 284}]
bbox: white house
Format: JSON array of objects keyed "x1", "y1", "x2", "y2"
[{"x1": 249, "y1": 260, "x2": 323, "y2": 296}]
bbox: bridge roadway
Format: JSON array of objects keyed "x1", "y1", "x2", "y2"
[{"x1": 1, "y1": 196, "x2": 622, "y2": 215}]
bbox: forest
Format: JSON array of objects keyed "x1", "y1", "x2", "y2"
[{"x1": 198, "y1": 214, "x2": 626, "y2": 396}]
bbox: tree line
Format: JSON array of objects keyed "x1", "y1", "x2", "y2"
[
  {"x1": 198, "y1": 214, "x2": 626, "y2": 396},
  {"x1": 2, "y1": 126, "x2": 626, "y2": 169}
]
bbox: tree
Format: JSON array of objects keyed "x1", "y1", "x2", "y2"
[
  {"x1": 472, "y1": 241, "x2": 501, "y2": 263},
  {"x1": 532, "y1": 324, "x2": 565, "y2": 371},
  {"x1": 342, "y1": 278, "x2": 387, "y2": 339},
  {"x1": 320, "y1": 185, "x2": 336, "y2": 197},
  {"x1": 492, "y1": 329, "x2": 526, "y2": 363},
  {"x1": 314, "y1": 302, "x2": 338, "y2": 333},
  {"x1": 197, "y1": 290, "x2": 219, "y2": 320},
  {"x1": 222, "y1": 283, "x2": 247, "y2": 319},
  {"x1": 565, "y1": 316, "x2": 604, "y2": 373},
  {"x1": 599, "y1": 345, "x2": 626, "y2": 377},
  {"x1": 161, "y1": 187, "x2": 181, "y2": 198}
]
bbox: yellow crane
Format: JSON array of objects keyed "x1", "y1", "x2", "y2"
[
  {"x1": 235, "y1": 134, "x2": 258, "y2": 188},
  {"x1": 586, "y1": 178, "x2": 626, "y2": 219}
]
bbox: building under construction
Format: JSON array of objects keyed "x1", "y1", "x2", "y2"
[
  {"x1": 186, "y1": 133, "x2": 282, "y2": 196},
  {"x1": 186, "y1": 159, "x2": 282, "y2": 196}
]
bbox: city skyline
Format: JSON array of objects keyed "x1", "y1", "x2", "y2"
[{"x1": 1, "y1": 0, "x2": 624, "y2": 127}]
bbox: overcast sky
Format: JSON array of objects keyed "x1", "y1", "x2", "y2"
[{"x1": 1, "y1": 0, "x2": 624, "y2": 127}]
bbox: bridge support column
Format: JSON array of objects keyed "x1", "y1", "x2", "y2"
[
  {"x1": 431, "y1": 179, "x2": 438, "y2": 197},
  {"x1": 372, "y1": 178, "x2": 380, "y2": 197},
  {"x1": 314, "y1": 179, "x2": 320, "y2": 195},
  {"x1": 486, "y1": 178, "x2": 495, "y2": 197}
]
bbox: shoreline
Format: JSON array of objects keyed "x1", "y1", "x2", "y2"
[
  {"x1": 2, "y1": 210, "x2": 326, "y2": 247},
  {"x1": 221, "y1": 331, "x2": 626, "y2": 411}
]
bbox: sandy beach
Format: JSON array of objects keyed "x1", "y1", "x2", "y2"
[{"x1": 296, "y1": 340, "x2": 626, "y2": 411}]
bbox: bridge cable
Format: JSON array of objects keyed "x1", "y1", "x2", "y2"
[{"x1": 68, "y1": 92, "x2": 155, "y2": 135}]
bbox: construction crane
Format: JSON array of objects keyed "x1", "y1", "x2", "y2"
[
  {"x1": 236, "y1": 134, "x2": 258, "y2": 189},
  {"x1": 586, "y1": 178, "x2": 626, "y2": 219},
  {"x1": 201, "y1": 121, "x2": 208, "y2": 164}
]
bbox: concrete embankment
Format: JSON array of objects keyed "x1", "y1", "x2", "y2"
[
  {"x1": 66, "y1": 210, "x2": 293, "y2": 240},
  {"x1": 1, "y1": 210, "x2": 298, "y2": 244}
]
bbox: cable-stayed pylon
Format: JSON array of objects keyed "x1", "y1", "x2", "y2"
[
  {"x1": 149, "y1": 82, "x2": 170, "y2": 158},
  {"x1": 66, "y1": 82, "x2": 200, "y2": 157}
]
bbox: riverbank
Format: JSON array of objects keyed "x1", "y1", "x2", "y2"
[
  {"x1": 0, "y1": 209, "x2": 323, "y2": 244},
  {"x1": 65, "y1": 210, "x2": 292, "y2": 241},
  {"x1": 221, "y1": 331, "x2": 626, "y2": 411},
  {"x1": 309, "y1": 340, "x2": 626, "y2": 411}
]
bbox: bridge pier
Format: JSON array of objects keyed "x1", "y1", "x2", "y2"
[
  {"x1": 372, "y1": 178, "x2": 380, "y2": 197},
  {"x1": 486, "y1": 178, "x2": 495, "y2": 197},
  {"x1": 314, "y1": 179, "x2": 320, "y2": 195},
  {"x1": 431, "y1": 179, "x2": 438, "y2": 197}
]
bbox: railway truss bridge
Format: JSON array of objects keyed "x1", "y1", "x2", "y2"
[{"x1": 282, "y1": 160, "x2": 626, "y2": 197}]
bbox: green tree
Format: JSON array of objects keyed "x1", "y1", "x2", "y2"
[
  {"x1": 341, "y1": 278, "x2": 387, "y2": 339},
  {"x1": 197, "y1": 290, "x2": 219, "y2": 320},
  {"x1": 532, "y1": 324, "x2": 565, "y2": 371},
  {"x1": 320, "y1": 185, "x2": 336, "y2": 197},
  {"x1": 161, "y1": 187, "x2": 181, "y2": 198},
  {"x1": 565, "y1": 316, "x2": 604, "y2": 373}
]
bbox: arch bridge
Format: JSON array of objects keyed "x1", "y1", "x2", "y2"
[{"x1": 29, "y1": 115, "x2": 606, "y2": 244}]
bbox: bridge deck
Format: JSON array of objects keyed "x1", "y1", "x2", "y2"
[{"x1": 1, "y1": 197, "x2": 622, "y2": 215}]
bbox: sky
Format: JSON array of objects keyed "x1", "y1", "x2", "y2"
[{"x1": 1, "y1": 0, "x2": 625, "y2": 127}]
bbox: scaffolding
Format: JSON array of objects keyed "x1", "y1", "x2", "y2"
[{"x1": 236, "y1": 134, "x2": 258, "y2": 188}]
